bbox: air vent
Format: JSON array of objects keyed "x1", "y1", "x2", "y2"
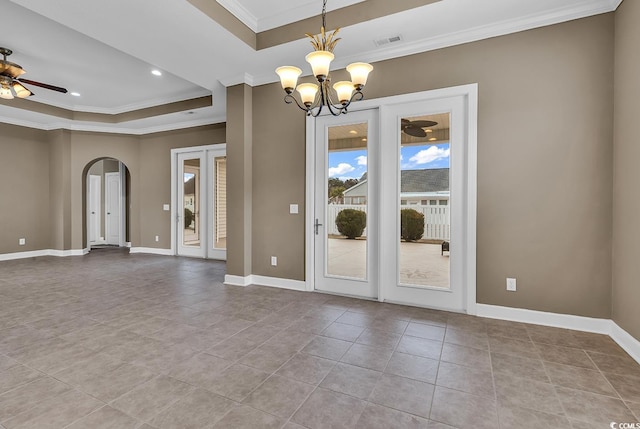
[{"x1": 374, "y1": 35, "x2": 403, "y2": 47}]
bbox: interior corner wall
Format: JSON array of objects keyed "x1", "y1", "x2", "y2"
[
  {"x1": 249, "y1": 13, "x2": 615, "y2": 318},
  {"x1": 612, "y1": 0, "x2": 640, "y2": 341},
  {"x1": 48, "y1": 129, "x2": 72, "y2": 250},
  {"x1": 226, "y1": 84, "x2": 253, "y2": 277},
  {"x1": 0, "y1": 123, "x2": 51, "y2": 254}
]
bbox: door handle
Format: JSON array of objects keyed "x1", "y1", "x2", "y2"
[
  {"x1": 91, "y1": 211, "x2": 95, "y2": 214},
  {"x1": 315, "y1": 218, "x2": 323, "y2": 235},
  {"x1": 107, "y1": 212, "x2": 111, "y2": 215}
]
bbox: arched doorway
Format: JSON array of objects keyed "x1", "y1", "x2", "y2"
[{"x1": 82, "y1": 158, "x2": 131, "y2": 249}]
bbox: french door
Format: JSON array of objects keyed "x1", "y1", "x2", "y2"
[
  {"x1": 310, "y1": 86, "x2": 476, "y2": 313},
  {"x1": 314, "y1": 110, "x2": 378, "y2": 298},
  {"x1": 174, "y1": 145, "x2": 227, "y2": 259}
]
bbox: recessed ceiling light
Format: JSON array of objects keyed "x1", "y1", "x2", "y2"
[
  {"x1": 151, "y1": 70, "x2": 162, "y2": 76},
  {"x1": 425, "y1": 129, "x2": 433, "y2": 133},
  {"x1": 429, "y1": 137, "x2": 437, "y2": 142},
  {"x1": 349, "y1": 130, "x2": 357, "y2": 134},
  {"x1": 70, "y1": 92, "x2": 81, "y2": 97},
  {"x1": 361, "y1": 138, "x2": 367, "y2": 142}
]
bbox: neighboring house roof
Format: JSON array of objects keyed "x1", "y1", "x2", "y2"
[
  {"x1": 184, "y1": 177, "x2": 195, "y2": 195},
  {"x1": 344, "y1": 169, "x2": 449, "y2": 195},
  {"x1": 401, "y1": 168, "x2": 449, "y2": 193}
]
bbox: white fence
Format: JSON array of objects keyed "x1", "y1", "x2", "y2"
[{"x1": 327, "y1": 204, "x2": 450, "y2": 240}]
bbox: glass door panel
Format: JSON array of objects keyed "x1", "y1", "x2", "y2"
[
  {"x1": 315, "y1": 109, "x2": 378, "y2": 298},
  {"x1": 326, "y1": 122, "x2": 368, "y2": 280},
  {"x1": 183, "y1": 159, "x2": 200, "y2": 247},
  {"x1": 177, "y1": 152, "x2": 205, "y2": 258},
  {"x1": 399, "y1": 113, "x2": 451, "y2": 289}
]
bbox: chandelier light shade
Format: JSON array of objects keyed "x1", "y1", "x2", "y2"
[{"x1": 276, "y1": 0, "x2": 373, "y2": 116}]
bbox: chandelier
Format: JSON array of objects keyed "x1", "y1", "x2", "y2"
[{"x1": 275, "y1": 0, "x2": 373, "y2": 116}]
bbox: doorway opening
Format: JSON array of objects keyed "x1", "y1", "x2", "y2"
[{"x1": 83, "y1": 158, "x2": 130, "y2": 250}]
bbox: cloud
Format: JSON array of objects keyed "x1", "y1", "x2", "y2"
[
  {"x1": 355, "y1": 155, "x2": 367, "y2": 166},
  {"x1": 409, "y1": 146, "x2": 450, "y2": 165},
  {"x1": 329, "y1": 163, "x2": 355, "y2": 177}
]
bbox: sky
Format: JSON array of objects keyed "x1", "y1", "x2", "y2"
[{"x1": 328, "y1": 143, "x2": 450, "y2": 181}]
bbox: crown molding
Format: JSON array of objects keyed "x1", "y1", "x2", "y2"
[
  {"x1": 0, "y1": 114, "x2": 226, "y2": 135},
  {"x1": 216, "y1": 0, "x2": 366, "y2": 33},
  {"x1": 32, "y1": 88, "x2": 212, "y2": 115},
  {"x1": 250, "y1": 0, "x2": 619, "y2": 87},
  {"x1": 256, "y1": 0, "x2": 366, "y2": 32},
  {"x1": 609, "y1": 0, "x2": 623, "y2": 10},
  {"x1": 219, "y1": 72, "x2": 256, "y2": 88},
  {"x1": 216, "y1": 0, "x2": 258, "y2": 32}
]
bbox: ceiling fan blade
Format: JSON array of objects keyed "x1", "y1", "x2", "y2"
[
  {"x1": 17, "y1": 78, "x2": 67, "y2": 94},
  {"x1": 409, "y1": 120, "x2": 438, "y2": 128},
  {"x1": 404, "y1": 126, "x2": 427, "y2": 137}
]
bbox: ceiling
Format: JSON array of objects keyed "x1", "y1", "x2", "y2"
[{"x1": 0, "y1": 0, "x2": 622, "y2": 134}]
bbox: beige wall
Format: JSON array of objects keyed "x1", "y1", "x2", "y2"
[
  {"x1": 0, "y1": 123, "x2": 51, "y2": 254},
  {"x1": 240, "y1": 13, "x2": 615, "y2": 318},
  {"x1": 0, "y1": 123, "x2": 224, "y2": 253},
  {"x1": 612, "y1": 0, "x2": 640, "y2": 340}
]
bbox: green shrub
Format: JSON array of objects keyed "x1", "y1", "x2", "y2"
[
  {"x1": 401, "y1": 208, "x2": 424, "y2": 242},
  {"x1": 184, "y1": 208, "x2": 193, "y2": 228},
  {"x1": 335, "y1": 209, "x2": 366, "y2": 239}
]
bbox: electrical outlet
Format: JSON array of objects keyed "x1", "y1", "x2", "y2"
[
  {"x1": 271, "y1": 256, "x2": 277, "y2": 266},
  {"x1": 18, "y1": 238, "x2": 25, "y2": 245},
  {"x1": 289, "y1": 204, "x2": 299, "y2": 214},
  {"x1": 506, "y1": 278, "x2": 517, "y2": 291},
  {"x1": 155, "y1": 235, "x2": 159, "y2": 242}
]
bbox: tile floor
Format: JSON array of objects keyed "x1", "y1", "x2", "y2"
[{"x1": 0, "y1": 248, "x2": 638, "y2": 428}]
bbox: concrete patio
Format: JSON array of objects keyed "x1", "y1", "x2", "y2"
[{"x1": 327, "y1": 238, "x2": 450, "y2": 288}]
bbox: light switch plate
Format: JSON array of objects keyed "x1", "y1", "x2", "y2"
[
  {"x1": 163, "y1": 204, "x2": 170, "y2": 211},
  {"x1": 289, "y1": 204, "x2": 299, "y2": 214}
]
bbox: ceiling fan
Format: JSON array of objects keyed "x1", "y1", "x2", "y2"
[
  {"x1": 401, "y1": 118, "x2": 438, "y2": 138},
  {"x1": 0, "y1": 47, "x2": 68, "y2": 100}
]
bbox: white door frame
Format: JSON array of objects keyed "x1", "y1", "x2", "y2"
[
  {"x1": 305, "y1": 84, "x2": 478, "y2": 315},
  {"x1": 88, "y1": 174, "x2": 102, "y2": 244},
  {"x1": 171, "y1": 144, "x2": 227, "y2": 259},
  {"x1": 105, "y1": 171, "x2": 122, "y2": 246}
]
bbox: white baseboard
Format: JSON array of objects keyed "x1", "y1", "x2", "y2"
[
  {"x1": 610, "y1": 321, "x2": 640, "y2": 364},
  {"x1": 476, "y1": 304, "x2": 611, "y2": 334},
  {"x1": 477, "y1": 304, "x2": 640, "y2": 364},
  {"x1": 49, "y1": 248, "x2": 90, "y2": 257},
  {"x1": 251, "y1": 275, "x2": 307, "y2": 291},
  {"x1": 224, "y1": 274, "x2": 307, "y2": 291},
  {"x1": 224, "y1": 274, "x2": 252, "y2": 287},
  {"x1": 0, "y1": 248, "x2": 89, "y2": 261},
  {"x1": 128, "y1": 247, "x2": 173, "y2": 256}
]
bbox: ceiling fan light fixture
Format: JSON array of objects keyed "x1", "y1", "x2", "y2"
[
  {"x1": 0, "y1": 85, "x2": 13, "y2": 100},
  {"x1": 12, "y1": 82, "x2": 31, "y2": 98}
]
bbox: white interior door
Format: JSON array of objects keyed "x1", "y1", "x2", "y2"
[
  {"x1": 177, "y1": 152, "x2": 205, "y2": 258},
  {"x1": 105, "y1": 172, "x2": 121, "y2": 246},
  {"x1": 314, "y1": 109, "x2": 378, "y2": 298},
  {"x1": 380, "y1": 95, "x2": 469, "y2": 311},
  {"x1": 89, "y1": 175, "x2": 101, "y2": 244}
]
